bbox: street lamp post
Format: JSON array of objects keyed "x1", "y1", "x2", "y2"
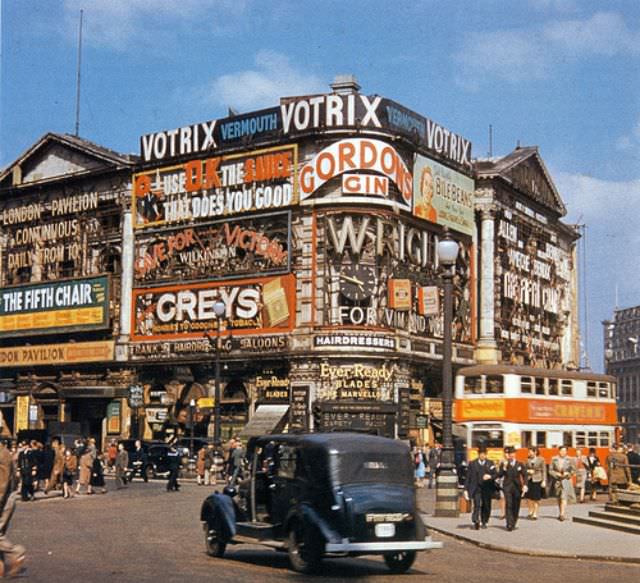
[
  {"x1": 212, "y1": 300, "x2": 226, "y2": 445},
  {"x1": 189, "y1": 398, "x2": 196, "y2": 456},
  {"x1": 434, "y1": 227, "x2": 460, "y2": 518}
]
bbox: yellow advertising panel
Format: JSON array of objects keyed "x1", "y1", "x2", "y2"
[
  {"x1": 0, "y1": 340, "x2": 114, "y2": 367},
  {"x1": 458, "y1": 398, "x2": 506, "y2": 420},
  {"x1": 16, "y1": 396, "x2": 29, "y2": 431}
]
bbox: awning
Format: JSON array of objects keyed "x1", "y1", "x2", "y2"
[{"x1": 239, "y1": 404, "x2": 289, "y2": 439}]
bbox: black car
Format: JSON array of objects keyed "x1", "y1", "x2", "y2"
[
  {"x1": 200, "y1": 433, "x2": 442, "y2": 573},
  {"x1": 143, "y1": 443, "x2": 175, "y2": 479}
]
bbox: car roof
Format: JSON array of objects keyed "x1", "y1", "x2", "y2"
[{"x1": 253, "y1": 432, "x2": 408, "y2": 455}]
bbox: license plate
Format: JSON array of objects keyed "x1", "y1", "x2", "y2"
[{"x1": 374, "y1": 523, "x2": 395, "y2": 538}]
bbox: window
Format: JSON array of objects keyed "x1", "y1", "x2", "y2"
[
  {"x1": 598, "y1": 382, "x2": 610, "y2": 399},
  {"x1": 587, "y1": 432, "x2": 598, "y2": 447},
  {"x1": 521, "y1": 431, "x2": 533, "y2": 448},
  {"x1": 521, "y1": 377, "x2": 533, "y2": 394},
  {"x1": 471, "y1": 430, "x2": 503, "y2": 448},
  {"x1": 599, "y1": 432, "x2": 611, "y2": 447},
  {"x1": 534, "y1": 377, "x2": 545, "y2": 395},
  {"x1": 536, "y1": 432, "x2": 546, "y2": 447},
  {"x1": 464, "y1": 376, "x2": 482, "y2": 395},
  {"x1": 575, "y1": 432, "x2": 586, "y2": 447},
  {"x1": 548, "y1": 378, "x2": 559, "y2": 396},
  {"x1": 562, "y1": 432, "x2": 573, "y2": 447},
  {"x1": 587, "y1": 382, "x2": 597, "y2": 398},
  {"x1": 561, "y1": 380, "x2": 573, "y2": 396},
  {"x1": 485, "y1": 375, "x2": 503, "y2": 394},
  {"x1": 276, "y1": 446, "x2": 297, "y2": 479}
]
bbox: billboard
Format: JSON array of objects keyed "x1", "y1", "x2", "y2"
[
  {"x1": 132, "y1": 274, "x2": 296, "y2": 341},
  {"x1": 132, "y1": 144, "x2": 298, "y2": 229},
  {"x1": 0, "y1": 276, "x2": 110, "y2": 337},
  {"x1": 0, "y1": 340, "x2": 114, "y2": 367},
  {"x1": 413, "y1": 154, "x2": 475, "y2": 236}
]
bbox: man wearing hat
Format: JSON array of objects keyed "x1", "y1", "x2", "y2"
[
  {"x1": 0, "y1": 438, "x2": 26, "y2": 577},
  {"x1": 498, "y1": 446, "x2": 528, "y2": 531},
  {"x1": 464, "y1": 446, "x2": 497, "y2": 530}
]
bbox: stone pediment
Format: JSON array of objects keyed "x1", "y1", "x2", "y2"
[
  {"x1": 0, "y1": 133, "x2": 133, "y2": 190},
  {"x1": 475, "y1": 146, "x2": 566, "y2": 216}
]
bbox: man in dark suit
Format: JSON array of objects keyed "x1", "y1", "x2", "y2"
[
  {"x1": 464, "y1": 446, "x2": 497, "y2": 530},
  {"x1": 498, "y1": 446, "x2": 528, "y2": 531}
]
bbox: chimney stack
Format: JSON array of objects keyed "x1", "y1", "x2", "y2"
[{"x1": 330, "y1": 74, "x2": 361, "y2": 95}]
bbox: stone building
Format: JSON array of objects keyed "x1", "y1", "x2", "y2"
[
  {"x1": 604, "y1": 307, "x2": 640, "y2": 443},
  {"x1": 0, "y1": 133, "x2": 136, "y2": 443}
]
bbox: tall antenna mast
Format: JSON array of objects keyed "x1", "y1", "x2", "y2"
[
  {"x1": 488, "y1": 124, "x2": 493, "y2": 157},
  {"x1": 74, "y1": 9, "x2": 84, "y2": 136}
]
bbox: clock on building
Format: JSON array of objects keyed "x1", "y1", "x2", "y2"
[{"x1": 339, "y1": 262, "x2": 376, "y2": 301}]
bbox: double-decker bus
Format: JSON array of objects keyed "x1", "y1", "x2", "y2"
[{"x1": 454, "y1": 365, "x2": 618, "y2": 464}]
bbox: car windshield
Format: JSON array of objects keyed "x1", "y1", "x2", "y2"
[{"x1": 329, "y1": 451, "x2": 413, "y2": 486}]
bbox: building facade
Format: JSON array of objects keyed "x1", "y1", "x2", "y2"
[
  {"x1": 604, "y1": 307, "x2": 640, "y2": 443},
  {"x1": 0, "y1": 78, "x2": 584, "y2": 446}
]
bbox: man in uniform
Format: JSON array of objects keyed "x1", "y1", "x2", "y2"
[
  {"x1": 464, "y1": 446, "x2": 497, "y2": 530},
  {"x1": 166, "y1": 439, "x2": 181, "y2": 492},
  {"x1": 498, "y1": 446, "x2": 527, "y2": 531},
  {"x1": 0, "y1": 438, "x2": 26, "y2": 577}
]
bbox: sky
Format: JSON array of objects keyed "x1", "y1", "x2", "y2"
[{"x1": 1, "y1": 0, "x2": 639, "y2": 371}]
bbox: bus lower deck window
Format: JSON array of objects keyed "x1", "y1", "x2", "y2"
[
  {"x1": 536, "y1": 432, "x2": 546, "y2": 447},
  {"x1": 563, "y1": 432, "x2": 573, "y2": 447},
  {"x1": 599, "y1": 432, "x2": 610, "y2": 446}
]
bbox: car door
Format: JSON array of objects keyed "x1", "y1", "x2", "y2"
[{"x1": 270, "y1": 445, "x2": 300, "y2": 528}]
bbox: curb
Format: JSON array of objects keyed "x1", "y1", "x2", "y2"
[{"x1": 424, "y1": 522, "x2": 640, "y2": 565}]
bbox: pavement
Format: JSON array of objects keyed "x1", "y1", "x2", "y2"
[{"x1": 416, "y1": 486, "x2": 640, "y2": 563}]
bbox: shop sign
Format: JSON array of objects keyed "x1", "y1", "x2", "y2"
[
  {"x1": 0, "y1": 340, "x2": 114, "y2": 367},
  {"x1": 413, "y1": 154, "x2": 474, "y2": 236},
  {"x1": 289, "y1": 386, "x2": 309, "y2": 432},
  {"x1": 128, "y1": 385, "x2": 144, "y2": 408},
  {"x1": 319, "y1": 363, "x2": 394, "y2": 401},
  {"x1": 313, "y1": 401, "x2": 396, "y2": 438},
  {"x1": 398, "y1": 387, "x2": 411, "y2": 439},
  {"x1": 313, "y1": 333, "x2": 395, "y2": 350},
  {"x1": 256, "y1": 374, "x2": 290, "y2": 402},
  {"x1": 415, "y1": 414, "x2": 428, "y2": 429},
  {"x1": 132, "y1": 144, "x2": 298, "y2": 228},
  {"x1": 1, "y1": 191, "x2": 100, "y2": 274},
  {"x1": 140, "y1": 107, "x2": 281, "y2": 163},
  {"x1": 132, "y1": 274, "x2": 295, "y2": 341},
  {"x1": 0, "y1": 276, "x2": 109, "y2": 337},
  {"x1": 134, "y1": 211, "x2": 291, "y2": 284},
  {"x1": 16, "y1": 396, "x2": 29, "y2": 431},
  {"x1": 107, "y1": 401, "x2": 121, "y2": 434},
  {"x1": 146, "y1": 407, "x2": 169, "y2": 424},
  {"x1": 299, "y1": 138, "x2": 412, "y2": 210},
  {"x1": 29, "y1": 404, "x2": 38, "y2": 422}
]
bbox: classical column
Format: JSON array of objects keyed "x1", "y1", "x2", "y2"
[
  {"x1": 116, "y1": 204, "x2": 134, "y2": 361},
  {"x1": 475, "y1": 199, "x2": 500, "y2": 364}
]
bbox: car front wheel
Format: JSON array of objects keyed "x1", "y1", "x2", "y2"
[
  {"x1": 204, "y1": 526, "x2": 226, "y2": 558},
  {"x1": 384, "y1": 550, "x2": 416, "y2": 573},
  {"x1": 287, "y1": 522, "x2": 322, "y2": 574}
]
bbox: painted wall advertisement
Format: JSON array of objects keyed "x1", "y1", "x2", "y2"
[
  {"x1": 134, "y1": 211, "x2": 291, "y2": 284},
  {"x1": 496, "y1": 207, "x2": 571, "y2": 367},
  {"x1": 0, "y1": 276, "x2": 110, "y2": 337},
  {"x1": 0, "y1": 340, "x2": 114, "y2": 367},
  {"x1": 317, "y1": 362, "x2": 395, "y2": 401},
  {"x1": 107, "y1": 401, "x2": 121, "y2": 434},
  {"x1": 132, "y1": 144, "x2": 298, "y2": 228},
  {"x1": 132, "y1": 274, "x2": 295, "y2": 341},
  {"x1": 413, "y1": 154, "x2": 474, "y2": 236}
]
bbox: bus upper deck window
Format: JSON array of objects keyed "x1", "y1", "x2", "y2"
[
  {"x1": 598, "y1": 383, "x2": 609, "y2": 398},
  {"x1": 587, "y1": 382, "x2": 597, "y2": 398},
  {"x1": 485, "y1": 376, "x2": 503, "y2": 394},
  {"x1": 535, "y1": 377, "x2": 545, "y2": 395},
  {"x1": 521, "y1": 377, "x2": 533, "y2": 394},
  {"x1": 464, "y1": 376, "x2": 482, "y2": 394},
  {"x1": 561, "y1": 380, "x2": 573, "y2": 396},
  {"x1": 548, "y1": 378, "x2": 559, "y2": 396}
]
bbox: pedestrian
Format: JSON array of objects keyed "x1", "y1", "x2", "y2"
[
  {"x1": 204, "y1": 445, "x2": 215, "y2": 486},
  {"x1": 230, "y1": 438, "x2": 245, "y2": 486},
  {"x1": 115, "y1": 443, "x2": 129, "y2": 489},
  {"x1": 212, "y1": 443, "x2": 225, "y2": 485},
  {"x1": 130, "y1": 440, "x2": 148, "y2": 483},
  {"x1": 17, "y1": 442, "x2": 36, "y2": 502},
  {"x1": 0, "y1": 438, "x2": 26, "y2": 577},
  {"x1": 62, "y1": 449, "x2": 77, "y2": 499},
  {"x1": 524, "y1": 446, "x2": 546, "y2": 520},
  {"x1": 606, "y1": 443, "x2": 631, "y2": 502},
  {"x1": 77, "y1": 440, "x2": 95, "y2": 495},
  {"x1": 196, "y1": 447, "x2": 207, "y2": 485},
  {"x1": 107, "y1": 440, "x2": 118, "y2": 472},
  {"x1": 575, "y1": 448, "x2": 589, "y2": 503},
  {"x1": 33, "y1": 441, "x2": 47, "y2": 492},
  {"x1": 464, "y1": 446, "x2": 497, "y2": 529},
  {"x1": 549, "y1": 445, "x2": 576, "y2": 521},
  {"x1": 91, "y1": 453, "x2": 107, "y2": 494},
  {"x1": 166, "y1": 440, "x2": 181, "y2": 492},
  {"x1": 495, "y1": 449, "x2": 508, "y2": 520},
  {"x1": 498, "y1": 446, "x2": 527, "y2": 531},
  {"x1": 414, "y1": 446, "x2": 426, "y2": 487},
  {"x1": 585, "y1": 447, "x2": 603, "y2": 501},
  {"x1": 626, "y1": 444, "x2": 640, "y2": 484},
  {"x1": 428, "y1": 444, "x2": 441, "y2": 489},
  {"x1": 224, "y1": 437, "x2": 237, "y2": 483},
  {"x1": 46, "y1": 438, "x2": 65, "y2": 493}
]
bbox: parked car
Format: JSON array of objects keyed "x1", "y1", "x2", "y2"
[
  {"x1": 142, "y1": 443, "x2": 175, "y2": 479},
  {"x1": 200, "y1": 432, "x2": 442, "y2": 574}
]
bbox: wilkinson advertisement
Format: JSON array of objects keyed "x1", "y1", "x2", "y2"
[
  {"x1": 132, "y1": 144, "x2": 298, "y2": 228},
  {"x1": 134, "y1": 211, "x2": 291, "y2": 284},
  {"x1": 0, "y1": 276, "x2": 110, "y2": 337},
  {"x1": 132, "y1": 274, "x2": 295, "y2": 341}
]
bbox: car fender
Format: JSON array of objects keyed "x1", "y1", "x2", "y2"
[
  {"x1": 286, "y1": 504, "x2": 342, "y2": 544},
  {"x1": 200, "y1": 493, "x2": 236, "y2": 540}
]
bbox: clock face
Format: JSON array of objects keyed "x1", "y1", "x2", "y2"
[{"x1": 339, "y1": 262, "x2": 376, "y2": 301}]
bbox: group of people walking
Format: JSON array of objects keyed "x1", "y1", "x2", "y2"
[
  {"x1": 195, "y1": 436, "x2": 245, "y2": 487},
  {"x1": 464, "y1": 442, "x2": 640, "y2": 531}
]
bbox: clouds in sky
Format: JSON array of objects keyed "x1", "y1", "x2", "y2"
[
  {"x1": 205, "y1": 50, "x2": 325, "y2": 111},
  {"x1": 454, "y1": 11, "x2": 640, "y2": 89}
]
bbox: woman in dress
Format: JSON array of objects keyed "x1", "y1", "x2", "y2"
[
  {"x1": 62, "y1": 449, "x2": 77, "y2": 499},
  {"x1": 585, "y1": 447, "x2": 602, "y2": 501},
  {"x1": 549, "y1": 445, "x2": 576, "y2": 521},
  {"x1": 525, "y1": 446, "x2": 546, "y2": 520},
  {"x1": 575, "y1": 448, "x2": 588, "y2": 502},
  {"x1": 196, "y1": 447, "x2": 207, "y2": 486},
  {"x1": 414, "y1": 447, "x2": 426, "y2": 488}
]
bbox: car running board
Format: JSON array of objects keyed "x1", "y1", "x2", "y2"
[{"x1": 231, "y1": 534, "x2": 286, "y2": 549}]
